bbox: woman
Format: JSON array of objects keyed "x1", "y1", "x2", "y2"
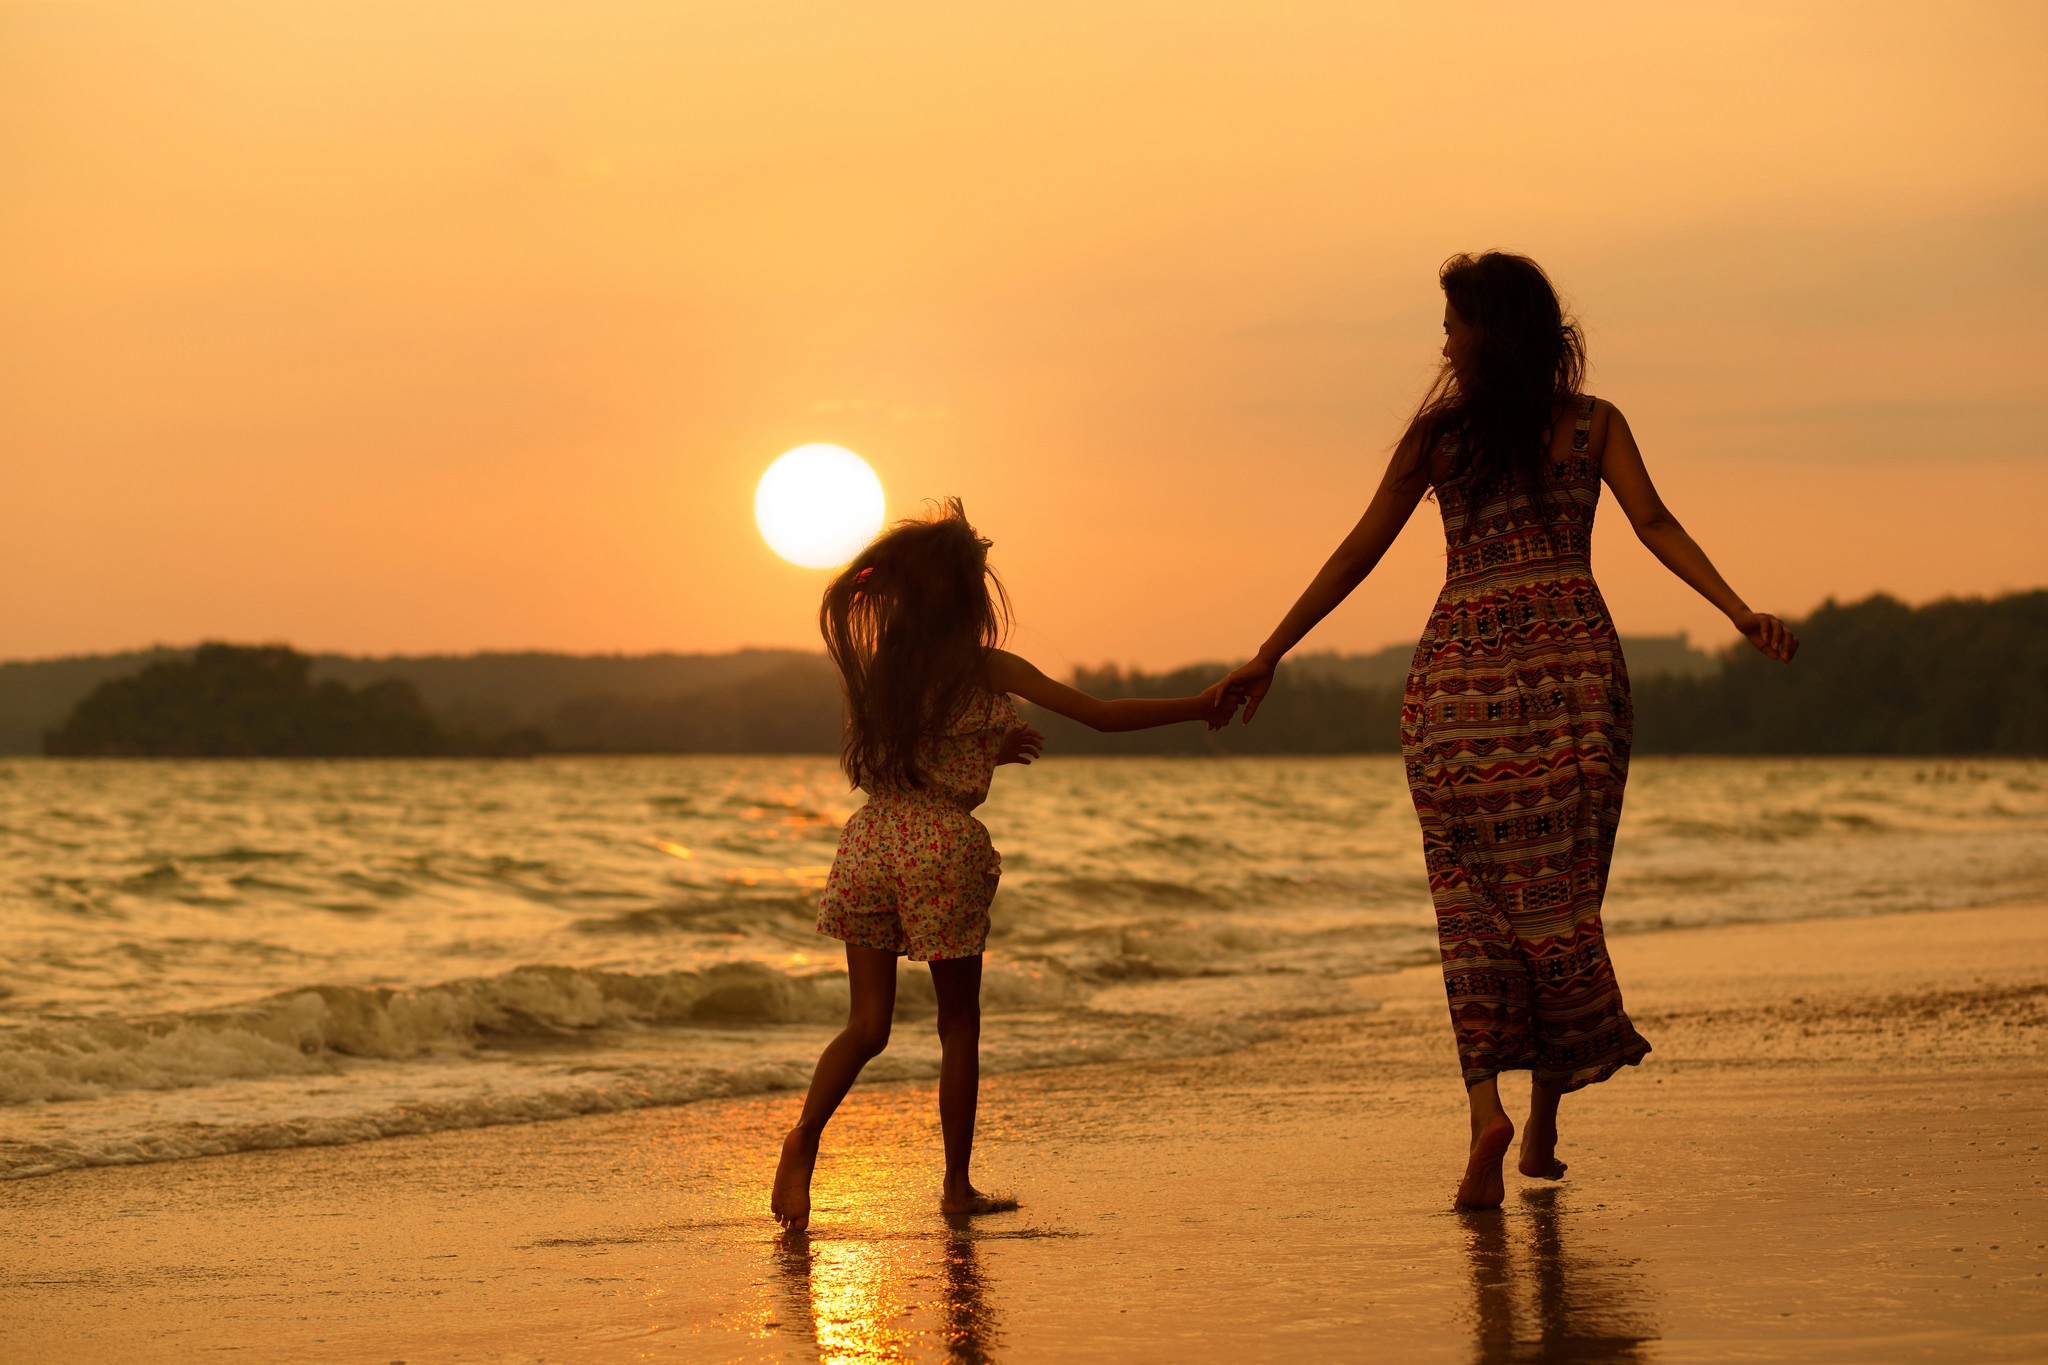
[{"x1": 1211, "y1": 252, "x2": 1798, "y2": 1208}]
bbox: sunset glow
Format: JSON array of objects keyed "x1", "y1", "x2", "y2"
[
  {"x1": 0, "y1": 1, "x2": 2041, "y2": 662},
  {"x1": 754, "y1": 445, "x2": 886, "y2": 570}
]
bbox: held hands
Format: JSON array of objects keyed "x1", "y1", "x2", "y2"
[
  {"x1": 1205, "y1": 652, "x2": 1278, "y2": 725},
  {"x1": 996, "y1": 724, "x2": 1046, "y2": 766},
  {"x1": 1197, "y1": 686, "x2": 1243, "y2": 731},
  {"x1": 1735, "y1": 610, "x2": 1800, "y2": 663}
]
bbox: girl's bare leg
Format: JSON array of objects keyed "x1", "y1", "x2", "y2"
[
  {"x1": 772, "y1": 945, "x2": 899, "y2": 1231},
  {"x1": 1457, "y1": 1077, "x2": 1514, "y2": 1209},
  {"x1": 1518, "y1": 1080, "x2": 1567, "y2": 1179},
  {"x1": 929, "y1": 954, "x2": 1016, "y2": 1216}
]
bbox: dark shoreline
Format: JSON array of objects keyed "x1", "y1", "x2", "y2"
[{"x1": 9, "y1": 589, "x2": 2047, "y2": 757}]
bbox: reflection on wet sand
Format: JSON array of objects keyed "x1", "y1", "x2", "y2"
[
  {"x1": 1465, "y1": 1188, "x2": 1658, "y2": 1363},
  {"x1": 774, "y1": 1223, "x2": 998, "y2": 1364}
]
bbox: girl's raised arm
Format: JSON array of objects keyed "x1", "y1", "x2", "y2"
[
  {"x1": 1597, "y1": 403, "x2": 1798, "y2": 663},
  {"x1": 986, "y1": 650, "x2": 1236, "y2": 733}
]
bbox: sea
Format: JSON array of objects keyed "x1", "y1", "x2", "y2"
[{"x1": 3, "y1": 755, "x2": 2044, "y2": 1180}]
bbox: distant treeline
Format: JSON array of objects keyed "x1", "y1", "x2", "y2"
[
  {"x1": 23, "y1": 591, "x2": 2048, "y2": 757},
  {"x1": 40, "y1": 644, "x2": 840, "y2": 758},
  {"x1": 43, "y1": 645, "x2": 543, "y2": 757},
  {"x1": 1632, "y1": 590, "x2": 2048, "y2": 754},
  {"x1": 0, "y1": 645, "x2": 819, "y2": 755}
]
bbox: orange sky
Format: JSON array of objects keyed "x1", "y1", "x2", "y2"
[{"x1": 4, "y1": 0, "x2": 2044, "y2": 669}]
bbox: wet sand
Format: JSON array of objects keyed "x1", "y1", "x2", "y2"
[{"x1": 4, "y1": 902, "x2": 2045, "y2": 1363}]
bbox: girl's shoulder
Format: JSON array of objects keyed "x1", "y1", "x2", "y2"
[{"x1": 947, "y1": 686, "x2": 1018, "y2": 736}]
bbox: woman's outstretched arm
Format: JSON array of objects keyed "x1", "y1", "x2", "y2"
[
  {"x1": 1213, "y1": 430, "x2": 1433, "y2": 721},
  {"x1": 1598, "y1": 403, "x2": 1798, "y2": 663}
]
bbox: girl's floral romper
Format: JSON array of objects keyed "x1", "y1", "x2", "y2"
[{"x1": 816, "y1": 690, "x2": 1018, "y2": 961}]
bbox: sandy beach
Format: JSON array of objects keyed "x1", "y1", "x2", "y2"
[{"x1": 4, "y1": 900, "x2": 2044, "y2": 1363}]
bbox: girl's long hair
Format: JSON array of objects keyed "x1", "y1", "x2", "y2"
[
  {"x1": 820, "y1": 499, "x2": 1011, "y2": 790},
  {"x1": 1410, "y1": 252, "x2": 1586, "y2": 522}
]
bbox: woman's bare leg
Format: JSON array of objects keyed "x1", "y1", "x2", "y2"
[
  {"x1": 1518, "y1": 1080, "x2": 1567, "y2": 1179},
  {"x1": 929, "y1": 954, "x2": 1016, "y2": 1216},
  {"x1": 772, "y1": 945, "x2": 899, "y2": 1231},
  {"x1": 1457, "y1": 1077, "x2": 1514, "y2": 1209}
]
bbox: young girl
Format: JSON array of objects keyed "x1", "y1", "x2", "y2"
[{"x1": 770, "y1": 499, "x2": 1237, "y2": 1232}]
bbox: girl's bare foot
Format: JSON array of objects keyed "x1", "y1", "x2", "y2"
[
  {"x1": 1456, "y1": 1113, "x2": 1514, "y2": 1209},
  {"x1": 940, "y1": 1185, "x2": 1018, "y2": 1217},
  {"x1": 771, "y1": 1127, "x2": 818, "y2": 1232},
  {"x1": 1518, "y1": 1113, "x2": 1568, "y2": 1180}
]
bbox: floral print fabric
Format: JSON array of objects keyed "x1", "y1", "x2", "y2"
[{"x1": 817, "y1": 690, "x2": 1018, "y2": 961}]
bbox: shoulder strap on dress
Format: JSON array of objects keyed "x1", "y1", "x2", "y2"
[
  {"x1": 952, "y1": 688, "x2": 1015, "y2": 735},
  {"x1": 1571, "y1": 395, "x2": 1594, "y2": 453}
]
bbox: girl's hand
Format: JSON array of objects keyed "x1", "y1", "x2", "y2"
[
  {"x1": 996, "y1": 724, "x2": 1045, "y2": 765},
  {"x1": 1734, "y1": 610, "x2": 1799, "y2": 663},
  {"x1": 1197, "y1": 686, "x2": 1241, "y2": 731},
  {"x1": 1211, "y1": 652, "x2": 1279, "y2": 723}
]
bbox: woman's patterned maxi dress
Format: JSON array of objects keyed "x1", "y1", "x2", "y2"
[{"x1": 1401, "y1": 397, "x2": 1653, "y2": 1093}]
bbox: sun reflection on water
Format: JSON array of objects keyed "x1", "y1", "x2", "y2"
[{"x1": 772, "y1": 1227, "x2": 998, "y2": 1364}]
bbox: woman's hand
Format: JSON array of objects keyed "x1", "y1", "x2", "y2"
[
  {"x1": 1734, "y1": 610, "x2": 1799, "y2": 663},
  {"x1": 1207, "y1": 652, "x2": 1279, "y2": 724},
  {"x1": 1196, "y1": 687, "x2": 1242, "y2": 731},
  {"x1": 996, "y1": 724, "x2": 1045, "y2": 765}
]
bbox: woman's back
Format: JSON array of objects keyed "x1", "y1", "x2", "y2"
[
  {"x1": 1418, "y1": 396, "x2": 1621, "y2": 673},
  {"x1": 1429, "y1": 395, "x2": 1602, "y2": 590}
]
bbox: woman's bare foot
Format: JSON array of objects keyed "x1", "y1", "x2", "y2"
[
  {"x1": 940, "y1": 1186, "x2": 1019, "y2": 1217},
  {"x1": 1456, "y1": 1113, "x2": 1514, "y2": 1209},
  {"x1": 771, "y1": 1127, "x2": 818, "y2": 1232},
  {"x1": 1518, "y1": 1113, "x2": 1568, "y2": 1180}
]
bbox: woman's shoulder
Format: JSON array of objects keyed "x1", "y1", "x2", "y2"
[
  {"x1": 1401, "y1": 412, "x2": 1456, "y2": 486},
  {"x1": 1589, "y1": 396, "x2": 1639, "y2": 458},
  {"x1": 1580, "y1": 394, "x2": 1635, "y2": 426},
  {"x1": 1561, "y1": 394, "x2": 1623, "y2": 453},
  {"x1": 1562, "y1": 392, "x2": 1606, "y2": 419}
]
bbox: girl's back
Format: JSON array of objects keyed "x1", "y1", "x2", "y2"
[
  {"x1": 861, "y1": 689, "x2": 1019, "y2": 812},
  {"x1": 814, "y1": 504, "x2": 1020, "y2": 964}
]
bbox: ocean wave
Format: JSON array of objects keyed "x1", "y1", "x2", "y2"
[
  {"x1": 0, "y1": 956, "x2": 1102, "y2": 1107},
  {"x1": 0, "y1": 1060, "x2": 811, "y2": 1180},
  {"x1": 0, "y1": 992, "x2": 1271, "y2": 1181},
  {"x1": 0, "y1": 963, "x2": 839, "y2": 1105}
]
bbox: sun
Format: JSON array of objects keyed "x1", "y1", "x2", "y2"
[{"x1": 754, "y1": 444, "x2": 886, "y2": 569}]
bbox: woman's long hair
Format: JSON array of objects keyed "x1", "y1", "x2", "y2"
[
  {"x1": 820, "y1": 499, "x2": 1011, "y2": 790},
  {"x1": 1411, "y1": 252, "x2": 1586, "y2": 519}
]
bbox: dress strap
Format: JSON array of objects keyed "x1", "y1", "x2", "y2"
[{"x1": 1571, "y1": 395, "x2": 1595, "y2": 453}]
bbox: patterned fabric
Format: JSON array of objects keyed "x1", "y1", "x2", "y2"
[
  {"x1": 817, "y1": 689, "x2": 1019, "y2": 961},
  {"x1": 1400, "y1": 396, "x2": 1652, "y2": 1093}
]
